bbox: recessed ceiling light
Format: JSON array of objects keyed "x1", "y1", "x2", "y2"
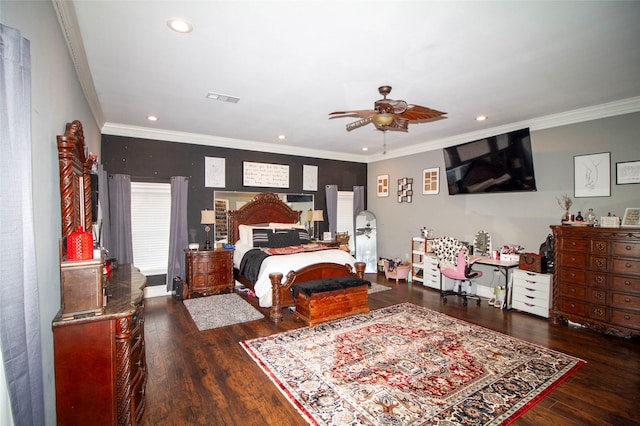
[
  {"x1": 167, "y1": 18, "x2": 193, "y2": 33},
  {"x1": 361, "y1": 147, "x2": 368, "y2": 151},
  {"x1": 147, "y1": 115, "x2": 158, "y2": 121},
  {"x1": 475, "y1": 115, "x2": 488, "y2": 121},
  {"x1": 278, "y1": 135, "x2": 286, "y2": 140}
]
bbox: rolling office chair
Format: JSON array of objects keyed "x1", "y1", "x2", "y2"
[{"x1": 433, "y1": 237, "x2": 483, "y2": 306}]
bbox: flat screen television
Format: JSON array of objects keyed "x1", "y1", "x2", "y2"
[{"x1": 443, "y1": 128, "x2": 536, "y2": 195}]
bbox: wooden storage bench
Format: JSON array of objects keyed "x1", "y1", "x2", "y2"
[{"x1": 291, "y1": 276, "x2": 370, "y2": 326}]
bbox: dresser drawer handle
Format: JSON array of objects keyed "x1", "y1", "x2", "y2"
[
  {"x1": 571, "y1": 257, "x2": 576, "y2": 262},
  {"x1": 624, "y1": 315, "x2": 631, "y2": 320},
  {"x1": 570, "y1": 288, "x2": 576, "y2": 293},
  {"x1": 570, "y1": 272, "x2": 576, "y2": 278},
  {"x1": 625, "y1": 281, "x2": 631, "y2": 286},
  {"x1": 626, "y1": 263, "x2": 632, "y2": 268},
  {"x1": 626, "y1": 245, "x2": 632, "y2": 251},
  {"x1": 625, "y1": 297, "x2": 631, "y2": 303},
  {"x1": 570, "y1": 303, "x2": 576, "y2": 308},
  {"x1": 571, "y1": 241, "x2": 576, "y2": 246}
]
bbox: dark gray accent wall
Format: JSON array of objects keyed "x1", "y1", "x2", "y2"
[{"x1": 101, "y1": 135, "x2": 367, "y2": 244}]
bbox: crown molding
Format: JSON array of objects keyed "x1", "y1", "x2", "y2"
[
  {"x1": 365, "y1": 96, "x2": 640, "y2": 162},
  {"x1": 52, "y1": 0, "x2": 104, "y2": 128},
  {"x1": 101, "y1": 123, "x2": 366, "y2": 163}
]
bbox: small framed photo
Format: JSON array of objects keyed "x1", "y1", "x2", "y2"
[
  {"x1": 574, "y1": 152, "x2": 610, "y2": 198},
  {"x1": 377, "y1": 174, "x2": 389, "y2": 197},
  {"x1": 621, "y1": 208, "x2": 640, "y2": 227},
  {"x1": 616, "y1": 160, "x2": 640, "y2": 185},
  {"x1": 422, "y1": 167, "x2": 439, "y2": 195}
]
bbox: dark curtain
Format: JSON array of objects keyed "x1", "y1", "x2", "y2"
[
  {"x1": 166, "y1": 176, "x2": 189, "y2": 291},
  {"x1": 325, "y1": 185, "x2": 338, "y2": 238},
  {"x1": 97, "y1": 164, "x2": 111, "y2": 254},
  {"x1": 353, "y1": 185, "x2": 365, "y2": 230},
  {"x1": 107, "y1": 174, "x2": 133, "y2": 264},
  {"x1": 0, "y1": 23, "x2": 45, "y2": 425}
]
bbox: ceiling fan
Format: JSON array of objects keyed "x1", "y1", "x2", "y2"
[{"x1": 329, "y1": 85, "x2": 446, "y2": 132}]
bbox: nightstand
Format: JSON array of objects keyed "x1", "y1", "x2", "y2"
[{"x1": 185, "y1": 249, "x2": 234, "y2": 299}]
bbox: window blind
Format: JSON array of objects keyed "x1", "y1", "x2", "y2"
[
  {"x1": 336, "y1": 191, "x2": 355, "y2": 252},
  {"x1": 130, "y1": 182, "x2": 171, "y2": 276}
]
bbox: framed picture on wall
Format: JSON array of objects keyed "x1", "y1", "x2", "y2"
[
  {"x1": 574, "y1": 152, "x2": 610, "y2": 197},
  {"x1": 616, "y1": 160, "x2": 640, "y2": 185},
  {"x1": 397, "y1": 177, "x2": 413, "y2": 203},
  {"x1": 377, "y1": 174, "x2": 389, "y2": 197},
  {"x1": 422, "y1": 167, "x2": 439, "y2": 195}
]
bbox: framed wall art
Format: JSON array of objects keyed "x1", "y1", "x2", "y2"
[
  {"x1": 397, "y1": 177, "x2": 413, "y2": 203},
  {"x1": 377, "y1": 174, "x2": 389, "y2": 197},
  {"x1": 422, "y1": 167, "x2": 439, "y2": 195},
  {"x1": 616, "y1": 160, "x2": 640, "y2": 185},
  {"x1": 574, "y1": 152, "x2": 610, "y2": 198}
]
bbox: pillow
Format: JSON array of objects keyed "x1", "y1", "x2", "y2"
[
  {"x1": 297, "y1": 229, "x2": 311, "y2": 244},
  {"x1": 252, "y1": 228, "x2": 273, "y2": 248},
  {"x1": 268, "y1": 229, "x2": 300, "y2": 248},
  {"x1": 238, "y1": 224, "x2": 270, "y2": 246},
  {"x1": 269, "y1": 222, "x2": 305, "y2": 229}
]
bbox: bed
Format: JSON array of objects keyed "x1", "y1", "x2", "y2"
[{"x1": 227, "y1": 192, "x2": 365, "y2": 319}]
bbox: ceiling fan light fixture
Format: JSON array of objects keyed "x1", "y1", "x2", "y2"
[{"x1": 372, "y1": 113, "x2": 395, "y2": 127}]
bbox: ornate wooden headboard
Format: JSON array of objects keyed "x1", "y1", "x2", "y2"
[
  {"x1": 227, "y1": 192, "x2": 302, "y2": 244},
  {"x1": 57, "y1": 120, "x2": 95, "y2": 251}
]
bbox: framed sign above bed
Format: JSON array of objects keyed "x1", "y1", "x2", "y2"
[{"x1": 243, "y1": 161, "x2": 289, "y2": 188}]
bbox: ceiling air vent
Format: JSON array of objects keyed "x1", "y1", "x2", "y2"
[{"x1": 206, "y1": 92, "x2": 240, "y2": 103}]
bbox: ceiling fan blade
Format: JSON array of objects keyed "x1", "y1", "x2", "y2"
[
  {"x1": 329, "y1": 109, "x2": 376, "y2": 118},
  {"x1": 346, "y1": 117, "x2": 373, "y2": 132},
  {"x1": 399, "y1": 104, "x2": 447, "y2": 121}
]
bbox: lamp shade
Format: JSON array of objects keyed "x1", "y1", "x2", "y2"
[
  {"x1": 201, "y1": 210, "x2": 216, "y2": 224},
  {"x1": 312, "y1": 210, "x2": 324, "y2": 222}
]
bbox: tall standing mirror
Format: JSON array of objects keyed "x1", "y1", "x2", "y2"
[{"x1": 355, "y1": 210, "x2": 377, "y2": 273}]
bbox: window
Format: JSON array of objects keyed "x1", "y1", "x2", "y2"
[
  {"x1": 130, "y1": 182, "x2": 171, "y2": 276},
  {"x1": 336, "y1": 191, "x2": 355, "y2": 252}
]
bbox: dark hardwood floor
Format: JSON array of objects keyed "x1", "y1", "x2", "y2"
[{"x1": 140, "y1": 274, "x2": 640, "y2": 425}]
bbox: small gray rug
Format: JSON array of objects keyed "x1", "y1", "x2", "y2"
[
  {"x1": 368, "y1": 282, "x2": 392, "y2": 294},
  {"x1": 184, "y1": 293, "x2": 264, "y2": 331}
]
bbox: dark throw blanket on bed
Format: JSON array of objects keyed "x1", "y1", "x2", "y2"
[{"x1": 239, "y1": 249, "x2": 271, "y2": 284}]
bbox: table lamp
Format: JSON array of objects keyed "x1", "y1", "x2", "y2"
[
  {"x1": 312, "y1": 209, "x2": 324, "y2": 240},
  {"x1": 201, "y1": 209, "x2": 216, "y2": 250}
]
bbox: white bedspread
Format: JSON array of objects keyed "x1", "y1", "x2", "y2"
[{"x1": 234, "y1": 244, "x2": 357, "y2": 307}]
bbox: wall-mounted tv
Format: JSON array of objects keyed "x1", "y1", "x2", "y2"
[{"x1": 443, "y1": 128, "x2": 536, "y2": 195}]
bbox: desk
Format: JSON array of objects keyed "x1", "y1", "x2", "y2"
[{"x1": 470, "y1": 256, "x2": 520, "y2": 309}]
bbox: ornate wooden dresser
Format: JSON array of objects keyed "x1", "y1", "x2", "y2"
[
  {"x1": 53, "y1": 265, "x2": 147, "y2": 425},
  {"x1": 551, "y1": 225, "x2": 640, "y2": 337},
  {"x1": 184, "y1": 249, "x2": 234, "y2": 298}
]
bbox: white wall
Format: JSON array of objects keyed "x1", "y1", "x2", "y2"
[
  {"x1": 0, "y1": 1, "x2": 99, "y2": 424},
  {"x1": 368, "y1": 112, "x2": 640, "y2": 285}
]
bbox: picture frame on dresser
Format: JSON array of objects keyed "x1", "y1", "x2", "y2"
[
  {"x1": 573, "y1": 152, "x2": 610, "y2": 198},
  {"x1": 621, "y1": 207, "x2": 640, "y2": 227}
]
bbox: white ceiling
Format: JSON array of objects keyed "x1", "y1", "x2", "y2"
[{"x1": 58, "y1": 1, "x2": 640, "y2": 162}]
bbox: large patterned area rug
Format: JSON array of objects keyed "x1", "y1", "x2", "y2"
[{"x1": 241, "y1": 303, "x2": 584, "y2": 425}]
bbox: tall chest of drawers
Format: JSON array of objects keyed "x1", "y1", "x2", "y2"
[{"x1": 551, "y1": 225, "x2": 640, "y2": 337}]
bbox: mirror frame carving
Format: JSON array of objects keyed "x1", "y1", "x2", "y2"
[{"x1": 57, "y1": 120, "x2": 94, "y2": 253}]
